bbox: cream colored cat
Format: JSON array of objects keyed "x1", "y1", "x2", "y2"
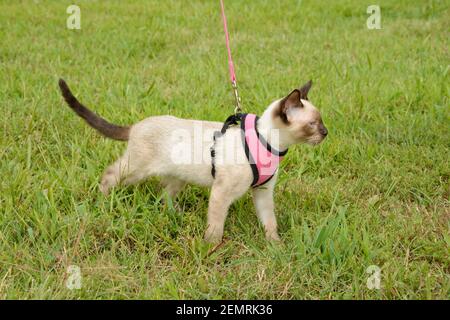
[{"x1": 58, "y1": 79, "x2": 327, "y2": 243}]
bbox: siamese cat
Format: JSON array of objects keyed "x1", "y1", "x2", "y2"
[{"x1": 58, "y1": 79, "x2": 327, "y2": 243}]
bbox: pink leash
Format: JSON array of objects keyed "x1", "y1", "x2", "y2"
[
  {"x1": 219, "y1": 0, "x2": 242, "y2": 113},
  {"x1": 220, "y1": 0, "x2": 235, "y2": 83}
]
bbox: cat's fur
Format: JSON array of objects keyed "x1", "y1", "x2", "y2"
[{"x1": 58, "y1": 79, "x2": 327, "y2": 243}]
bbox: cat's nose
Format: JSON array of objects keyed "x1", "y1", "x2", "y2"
[{"x1": 320, "y1": 126, "x2": 328, "y2": 136}]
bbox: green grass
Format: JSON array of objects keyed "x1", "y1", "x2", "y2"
[{"x1": 0, "y1": 0, "x2": 449, "y2": 299}]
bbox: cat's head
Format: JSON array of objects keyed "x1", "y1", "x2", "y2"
[{"x1": 273, "y1": 80, "x2": 328, "y2": 145}]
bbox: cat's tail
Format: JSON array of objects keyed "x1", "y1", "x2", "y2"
[{"x1": 58, "y1": 79, "x2": 130, "y2": 141}]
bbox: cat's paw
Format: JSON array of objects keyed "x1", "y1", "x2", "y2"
[
  {"x1": 265, "y1": 231, "x2": 281, "y2": 242},
  {"x1": 204, "y1": 229, "x2": 223, "y2": 244}
]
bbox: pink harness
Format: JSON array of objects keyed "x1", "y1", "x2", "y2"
[
  {"x1": 210, "y1": 113, "x2": 287, "y2": 188},
  {"x1": 241, "y1": 114, "x2": 288, "y2": 187}
]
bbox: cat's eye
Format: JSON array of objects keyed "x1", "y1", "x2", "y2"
[{"x1": 309, "y1": 121, "x2": 316, "y2": 126}]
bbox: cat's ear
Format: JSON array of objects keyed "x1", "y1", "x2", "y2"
[
  {"x1": 276, "y1": 89, "x2": 302, "y2": 124},
  {"x1": 298, "y1": 80, "x2": 312, "y2": 100}
]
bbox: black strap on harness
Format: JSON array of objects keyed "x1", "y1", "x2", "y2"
[{"x1": 210, "y1": 113, "x2": 243, "y2": 178}]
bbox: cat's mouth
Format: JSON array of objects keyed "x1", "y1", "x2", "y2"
[{"x1": 307, "y1": 135, "x2": 326, "y2": 145}]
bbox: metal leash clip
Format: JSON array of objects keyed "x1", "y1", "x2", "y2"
[{"x1": 232, "y1": 81, "x2": 242, "y2": 115}]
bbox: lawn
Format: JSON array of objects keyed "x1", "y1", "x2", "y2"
[{"x1": 0, "y1": 0, "x2": 449, "y2": 299}]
